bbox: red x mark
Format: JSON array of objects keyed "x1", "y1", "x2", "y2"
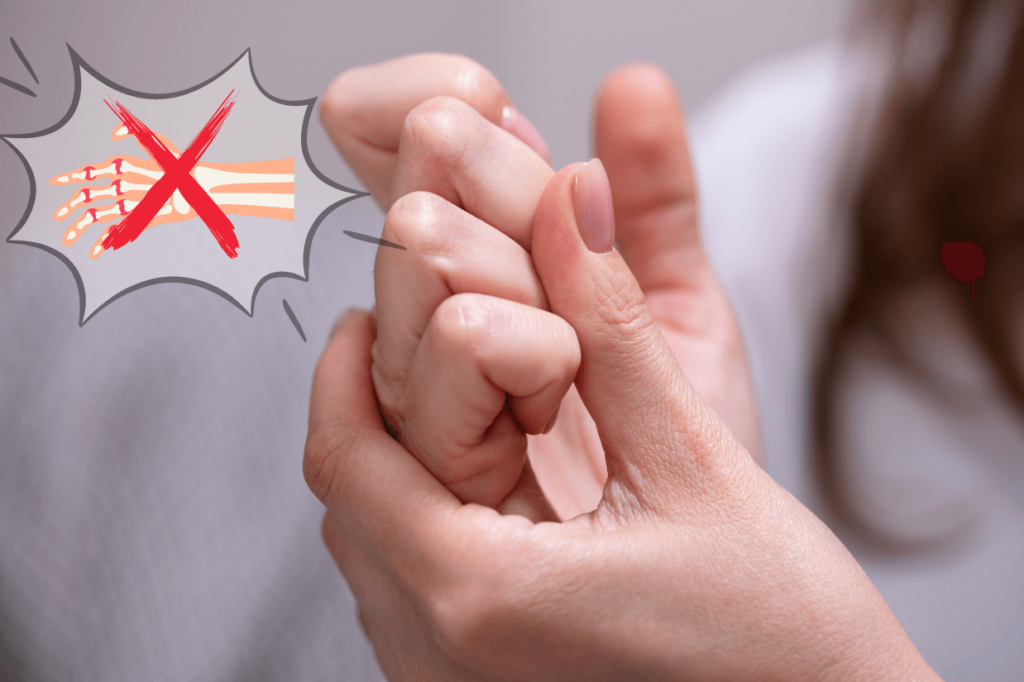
[{"x1": 102, "y1": 92, "x2": 240, "y2": 258}]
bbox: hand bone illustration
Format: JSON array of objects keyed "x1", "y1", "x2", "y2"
[{"x1": 51, "y1": 123, "x2": 294, "y2": 259}]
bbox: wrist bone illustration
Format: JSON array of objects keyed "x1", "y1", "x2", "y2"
[{"x1": 51, "y1": 124, "x2": 294, "y2": 259}]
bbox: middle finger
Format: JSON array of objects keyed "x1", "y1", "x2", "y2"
[{"x1": 390, "y1": 95, "x2": 554, "y2": 250}]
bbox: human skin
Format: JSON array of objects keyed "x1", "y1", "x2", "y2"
[
  {"x1": 304, "y1": 54, "x2": 943, "y2": 680},
  {"x1": 319, "y1": 53, "x2": 762, "y2": 520}
]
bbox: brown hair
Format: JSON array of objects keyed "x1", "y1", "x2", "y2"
[{"x1": 813, "y1": 0, "x2": 1024, "y2": 550}]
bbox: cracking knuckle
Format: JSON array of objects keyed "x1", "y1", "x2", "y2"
[
  {"x1": 432, "y1": 294, "x2": 493, "y2": 354},
  {"x1": 449, "y1": 59, "x2": 506, "y2": 120},
  {"x1": 428, "y1": 574, "x2": 508, "y2": 664},
  {"x1": 401, "y1": 96, "x2": 474, "y2": 173},
  {"x1": 384, "y1": 191, "x2": 452, "y2": 254}
]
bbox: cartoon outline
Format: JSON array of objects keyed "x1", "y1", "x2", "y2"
[{"x1": 1, "y1": 44, "x2": 369, "y2": 326}]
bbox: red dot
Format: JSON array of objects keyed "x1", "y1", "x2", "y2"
[{"x1": 940, "y1": 242, "x2": 986, "y2": 301}]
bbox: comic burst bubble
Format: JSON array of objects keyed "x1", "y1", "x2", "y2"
[{"x1": 2, "y1": 47, "x2": 364, "y2": 324}]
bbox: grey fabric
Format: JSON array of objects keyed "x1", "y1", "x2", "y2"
[{"x1": 0, "y1": 196, "x2": 386, "y2": 681}]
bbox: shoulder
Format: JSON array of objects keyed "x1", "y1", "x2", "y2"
[
  {"x1": 691, "y1": 42, "x2": 849, "y2": 161},
  {"x1": 691, "y1": 42, "x2": 859, "y2": 288}
]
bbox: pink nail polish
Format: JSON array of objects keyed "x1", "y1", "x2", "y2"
[
  {"x1": 501, "y1": 105, "x2": 552, "y2": 164},
  {"x1": 572, "y1": 159, "x2": 615, "y2": 253}
]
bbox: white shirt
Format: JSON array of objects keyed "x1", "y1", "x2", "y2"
[{"x1": 693, "y1": 43, "x2": 1024, "y2": 681}]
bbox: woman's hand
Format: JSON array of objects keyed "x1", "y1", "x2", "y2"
[
  {"x1": 322, "y1": 54, "x2": 568, "y2": 511},
  {"x1": 527, "y1": 64, "x2": 764, "y2": 517},
  {"x1": 303, "y1": 163, "x2": 939, "y2": 681},
  {"x1": 320, "y1": 54, "x2": 763, "y2": 519}
]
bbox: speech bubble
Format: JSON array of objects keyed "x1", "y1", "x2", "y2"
[{"x1": 2, "y1": 47, "x2": 365, "y2": 324}]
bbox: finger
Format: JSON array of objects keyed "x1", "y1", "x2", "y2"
[
  {"x1": 62, "y1": 197, "x2": 138, "y2": 247},
  {"x1": 526, "y1": 385, "x2": 607, "y2": 520},
  {"x1": 390, "y1": 96, "x2": 552, "y2": 247},
  {"x1": 49, "y1": 156, "x2": 161, "y2": 186},
  {"x1": 531, "y1": 161, "x2": 745, "y2": 512},
  {"x1": 496, "y1": 458, "x2": 560, "y2": 523},
  {"x1": 54, "y1": 180, "x2": 152, "y2": 221},
  {"x1": 304, "y1": 310, "x2": 465, "y2": 583},
  {"x1": 84, "y1": 200, "x2": 175, "y2": 257},
  {"x1": 320, "y1": 53, "x2": 550, "y2": 204},
  {"x1": 112, "y1": 123, "x2": 182, "y2": 158},
  {"x1": 322, "y1": 515, "x2": 407, "y2": 682},
  {"x1": 593, "y1": 63, "x2": 709, "y2": 293},
  {"x1": 399, "y1": 293, "x2": 580, "y2": 507},
  {"x1": 373, "y1": 191, "x2": 546, "y2": 399}
]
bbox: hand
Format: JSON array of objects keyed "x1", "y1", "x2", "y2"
[
  {"x1": 320, "y1": 54, "x2": 570, "y2": 513},
  {"x1": 528, "y1": 64, "x2": 763, "y2": 518},
  {"x1": 319, "y1": 56, "x2": 762, "y2": 520},
  {"x1": 51, "y1": 123, "x2": 295, "y2": 259},
  {"x1": 303, "y1": 163, "x2": 940, "y2": 681}
]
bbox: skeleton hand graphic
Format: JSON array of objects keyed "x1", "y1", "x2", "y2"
[{"x1": 51, "y1": 123, "x2": 294, "y2": 259}]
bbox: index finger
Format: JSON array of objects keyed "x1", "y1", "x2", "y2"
[{"x1": 319, "y1": 53, "x2": 550, "y2": 204}]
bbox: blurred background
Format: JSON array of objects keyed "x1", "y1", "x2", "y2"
[
  {"x1": 0, "y1": 0, "x2": 850, "y2": 193},
  {"x1": 23, "y1": 2, "x2": 1024, "y2": 682}
]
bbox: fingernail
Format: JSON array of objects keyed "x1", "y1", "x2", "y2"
[
  {"x1": 572, "y1": 159, "x2": 615, "y2": 253},
  {"x1": 502, "y1": 104, "x2": 552, "y2": 164},
  {"x1": 543, "y1": 405, "x2": 561, "y2": 435}
]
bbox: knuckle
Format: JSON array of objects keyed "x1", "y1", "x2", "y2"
[
  {"x1": 450, "y1": 58, "x2": 506, "y2": 120},
  {"x1": 318, "y1": 68, "x2": 360, "y2": 132},
  {"x1": 427, "y1": 575, "x2": 506, "y2": 664},
  {"x1": 432, "y1": 294, "x2": 493, "y2": 353},
  {"x1": 302, "y1": 419, "x2": 366, "y2": 506},
  {"x1": 590, "y1": 274, "x2": 656, "y2": 348},
  {"x1": 302, "y1": 427, "x2": 336, "y2": 504},
  {"x1": 384, "y1": 191, "x2": 452, "y2": 254},
  {"x1": 401, "y1": 96, "x2": 475, "y2": 171}
]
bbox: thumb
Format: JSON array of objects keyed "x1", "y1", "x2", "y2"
[
  {"x1": 593, "y1": 63, "x2": 709, "y2": 293},
  {"x1": 531, "y1": 161, "x2": 742, "y2": 512}
]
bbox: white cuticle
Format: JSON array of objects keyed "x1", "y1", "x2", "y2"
[
  {"x1": 57, "y1": 207, "x2": 69, "y2": 217},
  {"x1": 57, "y1": 176, "x2": 69, "y2": 183},
  {"x1": 65, "y1": 230, "x2": 77, "y2": 242},
  {"x1": 116, "y1": 126, "x2": 128, "y2": 136}
]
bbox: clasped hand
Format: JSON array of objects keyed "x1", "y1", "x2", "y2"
[{"x1": 303, "y1": 54, "x2": 937, "y2": 681}]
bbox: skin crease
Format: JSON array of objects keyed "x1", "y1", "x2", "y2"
[
  {"x1": 320, "y1": 53, "x2": 764, "y2": 521},
  {"x1": 307, "y1": 54, "x2": 943, "y2": 681}
]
